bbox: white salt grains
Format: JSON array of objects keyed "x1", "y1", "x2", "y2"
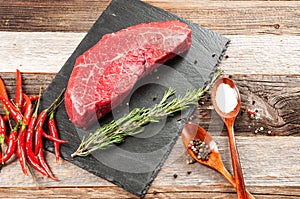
[{"x1": 215, "y1": 83, "x2": 238, "y2": 113}]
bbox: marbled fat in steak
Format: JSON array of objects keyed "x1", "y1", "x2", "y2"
[{"x1": 65, "y1": 20, "x2": 192, "y2": 129}]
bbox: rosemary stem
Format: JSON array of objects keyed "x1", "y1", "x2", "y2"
[{"x1": 71, "y1": 70, "x2": 222, "y2": 157}]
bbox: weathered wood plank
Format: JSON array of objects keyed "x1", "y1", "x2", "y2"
[
  {"x1": 221, "y1": 36, "x2": 300, "y2": 75},
  {"x1": 0, "y1": 72, "x2": 298, "y2": 197},
  {"x1": 0, "y1": 72, "x2": 55, "y2": 98},
  {"x1": 0, "y1": 0, "x2": 299, "y2": 35},
  {"x1": 0, "y1": 73, "x2": 298, "y2": 136},
  {"x1": 0, "y1": 136, "x2": 299, "y2": 198},
  {"x1": 1, "y1": 0, "x2": 298, "y2": 198},
  {"x1": 147, "y1": 185, "x2": 300, "y2": 199},
  {"x1": 0, "y1": 186, "x2": 299, "y2": 199},
  {"x1": 0, "y1": 32, "x2": 85, "y2": 73},
  {"x1": 155, "y1": 136, "x2": 300, "y2": 187},
  {"x1": 0, "y1": 187, "x2": 136, "y2": 199},
  {"x1": 191, "y1": 75, "x2": 300, "y2": 136},
  {"x1": 0, "y1": 32, "x2": 299, "y2": 74}
]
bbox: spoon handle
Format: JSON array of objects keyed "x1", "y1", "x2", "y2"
[
  {"x1": 217, "y1": 162, "x2": 255, "y2": 199},
  {"x1": 225, "y1": 118, "x2": 247, "y2": 199}
]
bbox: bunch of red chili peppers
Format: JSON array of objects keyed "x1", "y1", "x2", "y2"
[{"x1": 0, "y1": 70, "x2": 67, "y2": 180}]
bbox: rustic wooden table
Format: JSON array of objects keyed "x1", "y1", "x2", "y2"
[{"x1": 0, "y1": 0, "x2": 299, "y2": 198}]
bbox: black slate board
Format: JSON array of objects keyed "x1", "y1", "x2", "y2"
[{"x1": 40, "y1": 0, "x2": 229, "y2": 197}]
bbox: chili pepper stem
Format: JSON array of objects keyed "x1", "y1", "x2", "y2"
[
  {"x1": 0, "y1": 96, "x2": 23, "y2": 124},
  {"x1": 34, "y1": 88, "x2": 65, "y2": 127},
  {"x1": 46, "y1": 88, "x2": 65, "y2": 114},
  {"x1": 5, "y1": 110, "x2": 10, "y2": 117},
  {"x1": 0, "y1": 139, "x2": 4, "y2": 153},
  {"x1": 0, "y1": 136, "x2": 5, "y2": 165},
  {"x1": 0, "y1": 115, "x2": 6, "y2": 166}
]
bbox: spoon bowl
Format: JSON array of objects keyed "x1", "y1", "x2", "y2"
[
  {"x1": 182, "y1": 124, "x2": 226, "y2": 174},
  {"x1": 211, "y1": 77, "x2": 241, "y2": 118},
  {"x1": 181, "y1": 123, "x2": 254, "y2": 199},
  {"x1": 182, "y1": 123, "x2": 218, "y2": 160}
]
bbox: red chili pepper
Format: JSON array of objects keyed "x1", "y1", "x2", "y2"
[
  {"x1": 37, "y1": 147, "x2": 58, "y2": 180},
  {"x1": 26, "y1": 148, "x2": 49, "y2": 178},
  {"x1": 25, "y1": 93, "x2": 40, "y2": 163},
  {"x1": 21, "y1": 100, "x2": 28, "y2": 114},
  {"x1": 25, "y1": 112, "x2": 39, "y2": 164},
  {"x1": 15, "y1": 128, "x2": 29, "y2": 176},
  {"x1": 41, "y1": 129, "x2": 68, "y2": 144},
  {"x1": 0, "y1": 115, "x2": 6, "y2": 165},
  {"x1": 21, "y1": 94, "x2": 32, "y2": 130},
  {"x1": 48, "y1": 112, "x2": 62, "y2": 162},
  {"x1": 0, "y1": 96, "x2": 22, "y2": 123},
  {"x1": 26, "y1": 139, "x2": 49, "y2": 178},
  {"x1": 2, "y1": 115, "x2": 9, "y2": 122},
  {"x1": 25, "y1": 98, "x2": 49, "y2": 178},
  {"x1": 29, "y1": 95, "x2": 40, "y2": 101},
  {"x1": 22, "y1": 95, "x2": 40, "y2": 113},
  {"x1": 3, "y1": 126, "x2": 18, "y2": 163},
  {"x1": 34, "y1": 110, "x2": 47, "y2": 155},
  {"x1": 15, "y1": 69, "x2": 23, "y2": 110},
  {"x1": 0, "y1": 77, "x2": 9, "y2": 116}
]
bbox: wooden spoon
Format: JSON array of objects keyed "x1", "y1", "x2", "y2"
[
  {"x1": 181, "y1": 123, "x2": 254, "y2": 199},
  {"x1": 211, "y1": 77, "x2": 247, "y2": 199}
]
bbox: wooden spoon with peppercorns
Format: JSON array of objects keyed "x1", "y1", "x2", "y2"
[{"x1": 181, "y1": 123, "x2": 255, "y2": 199}]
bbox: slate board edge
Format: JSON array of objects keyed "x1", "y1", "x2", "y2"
[
  {"x1": 138, "y1": 18, "x2": 231, "y2": 197},
  {"x1": 40, "y1": 0, "x2": 231, "y2": 197},
  {"x1": 140, "y1": 43, "x2": 230, "y2": 198}
]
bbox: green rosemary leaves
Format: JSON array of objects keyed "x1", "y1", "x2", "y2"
[{"x1": 71, "y1": 70, "x2": 222, "y2": 157}]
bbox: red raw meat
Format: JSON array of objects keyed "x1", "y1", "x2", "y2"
[{"x1": 65, "y1": 20, "x2": 192, "y2": 129}]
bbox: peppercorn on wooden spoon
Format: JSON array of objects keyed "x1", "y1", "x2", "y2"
[
  {"x1": 211, "y1": 77, "x2": 247, "y2": 199},
  {"x1": 181, "y1": 123, "x2": 254, "y2": 199}
]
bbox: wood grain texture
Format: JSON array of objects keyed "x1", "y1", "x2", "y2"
[
  {"x1": 0, "y1": 72, "x2": 298, "y2": 198},
  {"x1": 220, "y1": 36, "x2": 300, "y2": 75},
  {"x1": 0, "y1": 73, "x2": 298, "y2": 136},
  {"x1": 0, "y1": 136, "x2": 299, "y2": 198},
  {"x1": 0, "y1": 32, "x2": 85, "y2": 73},
  {"x1": 0, "y1": 72, "x2": 55, "y2": 98},
  {"x1": 0, "y1": 0, "x2": 299, "y2": 35},
  {"x1": 0, "y1": 32, "x2": 299, "y2": 74},
  {"x1": 0, "y1": 186, "x2": 299, "y2": 199},
  {"x1": 190, "y1": 74, "x2": 300, "y2": 136},
  {"x1": 0, "y1": 0, "x2": 299, "y2": 197}
]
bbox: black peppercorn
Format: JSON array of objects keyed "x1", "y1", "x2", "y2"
[{"x1": 188, "y1": 139, "x2": 211, "y2": 161}]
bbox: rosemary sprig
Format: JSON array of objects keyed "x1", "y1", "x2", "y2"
[{"x1": 71, "y1": 70, "x2": 222, "y2": 157}]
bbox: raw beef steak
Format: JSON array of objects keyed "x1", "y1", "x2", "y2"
[{"x1": 65, "y1": 20, "x2": 192, "y2": 129}]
